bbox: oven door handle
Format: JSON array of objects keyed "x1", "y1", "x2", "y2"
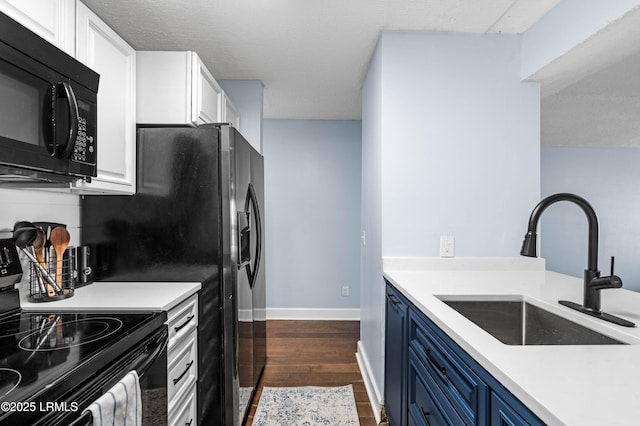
[{"x1": 132, "y1": 326, "x2": 169, "y2": 378}]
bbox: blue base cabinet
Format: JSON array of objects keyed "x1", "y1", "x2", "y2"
[
  {"x1": 385, "y1": 284, "x2": 409, "y2": 426},
  {"x1": 384, "y1": 280, "x2": 545, "y2": 426}
]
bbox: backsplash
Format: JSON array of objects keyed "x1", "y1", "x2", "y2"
[{"x1": 0, "y1": 188, "x2": 81, "y2": 243}]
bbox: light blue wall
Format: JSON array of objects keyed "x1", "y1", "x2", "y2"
[
  {"x1": 360, "y1": 37, "x2": 385, "y2": 402},
  {"x1": 380, "y1": 32, "x2": 540, "y2": 257},
  {"x1": 360, "y1": 32, "x2": 541, "y2": 403},
  {"x1": 218, "y1": 80, "x2": 264, "y2": 152},
  {"x1": 263, "y1": 119, "x2": 362, "y2": 309},
  {"x1": 541, "y1": 147, "x2": 640, "y2": 291}
]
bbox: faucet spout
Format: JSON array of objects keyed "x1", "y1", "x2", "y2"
[
  {"x1": 520, "y1": 193, "x2": 634, "y2": 327},
  {"x1": 520, "y1": 193, "x2": 599, "y2": 274}
]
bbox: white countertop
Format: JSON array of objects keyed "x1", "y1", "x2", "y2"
[
  {"x1": 383, "y1": 257, "x2": 640, "y2": 426},
  {"x1": 19, "y1": 281, "x2": 201, "y2": 312}
]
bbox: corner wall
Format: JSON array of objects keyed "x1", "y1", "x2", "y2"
[
  {"x1": 360, "y1": 31, "x2": 541, "y2": 407},
  {"x1": 359, "y1": 37, "x2": 385, "y2": 411}
]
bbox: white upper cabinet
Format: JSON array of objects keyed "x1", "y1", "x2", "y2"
[
  {"x1": 137, "y1": 51, "x2": 225, "y2": 126},
  {"x1": 72, "y1": 1, "x2": 136, "y2": 194},
  {"x1": 222, "y1": 93, "x2": 240, "y2": 129},
  {"x1": 0, "y1": 0, "x2": 75, "y2": 55}
]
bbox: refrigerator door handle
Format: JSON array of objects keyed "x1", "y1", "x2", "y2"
[
  {"x1": 244, "y1": 183, "x2": 262, "y2": 289},
  {"x1": 237, "y1": 209, "x2": 251, "y2": 269}
]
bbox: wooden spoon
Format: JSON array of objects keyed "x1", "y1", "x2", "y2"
[
  {"x1": 50, "y1": 227, "x2": 70, "y2": 291},
  {"x1": 33, "y1": 228, "x2": 56, "y2": 297}
]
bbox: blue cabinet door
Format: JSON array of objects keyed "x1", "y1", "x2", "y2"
[
  {"x1": 491, "y1": 392, "x2": 530, "y2": 426},
  {"x1": 385, "y1": 282, "x2": 408, "y2": 426}
]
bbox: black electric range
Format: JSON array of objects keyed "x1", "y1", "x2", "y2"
[{"x1": 0, "y1": 290, "x2": 166, "y2": 425}]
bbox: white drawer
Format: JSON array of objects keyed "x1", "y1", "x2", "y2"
[
  {"x1": 168, "y1": 331, "x2": 198, "y2": 404},
  {"x1": 169, "y1": 382, "x2": 197, "y2": 426},
  {"x1": 167, "y1": 294, "x2": 198, "y2": 349}
]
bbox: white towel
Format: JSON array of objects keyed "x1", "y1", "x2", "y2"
[{"x1": 85, "y1": 370, "x2": 142, "y2": 426}]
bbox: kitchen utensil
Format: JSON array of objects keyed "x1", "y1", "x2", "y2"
[
  {"x1": 13, "y1": 221, "x2": 35, "y2": 230},
  {"x1": 31, "y1": 256, "x2": 47, "y2": 296},
  {"x1": 33, "y1": 222, "x2": 66, "y2": 263},
  {"x1": 14, "y1": 228, "x2": 60, "y2": 295},
  {"x1": 33, "y1": 228, "x2": 55, "y2": 297},
  {"x1": 50, "y1": 227, "x2": 70, "y2": 290},
  {"x1": 14, "y1": 227, "x2": 37, "y2": 249},
  {"x1": 25, "y1": 315, "x2": 59, "y2": 362},
  {"x1": 55, "y1": 316, "x2": 63, "y2": 346},
  {"x1": 12, "y1": 222, "x2": 36, "y2": 244}
]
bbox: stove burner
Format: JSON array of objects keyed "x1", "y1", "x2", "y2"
[
  {"x1": 18, "y1": 317, "x2": 123, "y2": 351},
  {"x1": 0, "y1": 368, "x2": 21, "y2": 398}
]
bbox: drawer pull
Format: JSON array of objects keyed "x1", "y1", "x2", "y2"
[
  {"x1": 422, "y1": 344, "x2": 447, "y2": 377},
  {"x1": 186, "y1": 419, "x2": 193, "y2": 426},
  {"x1": 420, "y1": 407, "x2": 432, "y2": 426},
  {"x1": 388, "y1": 294, "x2": 400, "y2": 305},
  {"x1": 174, "y1": 315, "x2": 195, "y2": 332},
  {"x1": 173, "y1": 360, "x2": 194, "y2": 385}
]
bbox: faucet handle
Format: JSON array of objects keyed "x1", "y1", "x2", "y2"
[
  {"x1": 610, "y1": 255, "x2": 615, "y2": 276},
  {"x1": 590, "y1": 256, "x2": 622, "y2": 290}
]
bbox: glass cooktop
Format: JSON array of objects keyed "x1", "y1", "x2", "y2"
[{"x1": 0, "y1": 310, "x2": 164, "y2": 417}]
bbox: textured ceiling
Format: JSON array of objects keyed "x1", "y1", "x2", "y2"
[
  {"x1": 81, "y1": 0, "x2": 561, "y2": 120},
  {"x1": 539, "y1": 6, "x2": 640, "y2": 147}
]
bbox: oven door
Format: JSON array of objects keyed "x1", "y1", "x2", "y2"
[
  {"x1": 0, "y1": 39, "x2": 97, "y2": 182},
  {"x1": 42, "y1": 325, "x2": 168, "y2": 426}
]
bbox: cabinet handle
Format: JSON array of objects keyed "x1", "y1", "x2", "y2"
[
  {"x1": 173, "y1": 360, "x2": 194, "y2": 385},
  {"x1": 421, "y1": 344, "x2": 447, "y2": 377},
  {"x1": 186, "y1": 419, "x2": 193, "y2": 426},
  {"x1": 174, "y1": 315, "x2": 195, "y2": 333},
  {"x1": 420, "y1": 407, "x2": 432, "y2": 426}
]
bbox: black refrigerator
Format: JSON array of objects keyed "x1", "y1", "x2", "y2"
[{"x1": 80, "y1": 124, "x2": 266, "y2": 426}]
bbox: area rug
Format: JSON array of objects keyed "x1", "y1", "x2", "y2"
[{"x1": 252, "y1": 385, "x2": 360, "y2": 426}]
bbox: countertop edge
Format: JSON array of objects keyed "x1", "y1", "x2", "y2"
[{"x1": 19, "y1": 281, "x2": 202, "y2": 312}]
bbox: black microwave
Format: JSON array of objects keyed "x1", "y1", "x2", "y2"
[{"x1": 0, "y1": 12, "x2": 99, "y2": 185}]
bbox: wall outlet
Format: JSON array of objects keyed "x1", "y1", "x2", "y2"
[
  {"x1": 342, "y1": 286, "x2": 350, "y2": 297},
  {"x1": 440, "y1": 235, "x2": 455, "y2": 257},
  {"x1": 361, "y1": 230, "x2": 366, "y2": 246}
]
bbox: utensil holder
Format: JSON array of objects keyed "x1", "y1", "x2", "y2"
[{"x1": 27, "y1": 250, "x2": 76, "y2": 302}]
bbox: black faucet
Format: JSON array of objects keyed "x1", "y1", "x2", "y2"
[{"x1": 521, "y1": 193, "x2": 635, "y2": 327}]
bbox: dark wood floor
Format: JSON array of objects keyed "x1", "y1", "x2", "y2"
[{"x1": 245, "y1": 320, "x2": 378, "y2": 426}]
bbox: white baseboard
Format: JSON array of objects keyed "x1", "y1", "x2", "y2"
[
  {"x1": 356, "y1": 340, "x2": 383, "y2": 424},
  {"x1": 266, "y1": 308, "x2": 360, "y2": 320}
]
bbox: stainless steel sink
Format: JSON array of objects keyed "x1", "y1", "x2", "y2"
[{"x1": 441, "y1": 299, "x2": 625, "y2": 345}]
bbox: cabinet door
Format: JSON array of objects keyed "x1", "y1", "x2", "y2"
[
  {"x1": 136, "y1": 51, "x2": 192, "y2": 125},
  {"x1": 191, "y1": 53, "x2": 223, "y2": 124},
  {"x1": 408, "y1": 352, "x2": 461, "y2": 426},
  {"x1": 169, "y1": 382, "x2": 197, "y2": 426},
  {"x1": 490, "y1": 393, "x2": 530, "y2": 426},
  {"x1": 385, "y1": 283, "x2": 408, "y2": 426},
  {"x1": 74, "y1": 1, "x2": 136, "y2": 194},
  {"x1": 0, "y1": 0, "x2": 75, "y2": 54},
  {"x1": 409, "y1": 310, "x2": 487, "y2": 426},
  {"x1": 223, "y1": 93, "x2": 240, "y2": 129}
]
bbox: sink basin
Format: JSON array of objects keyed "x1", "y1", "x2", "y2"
[{"x1": 440, "y1": 298, "x2": 625, "y2": 345}]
